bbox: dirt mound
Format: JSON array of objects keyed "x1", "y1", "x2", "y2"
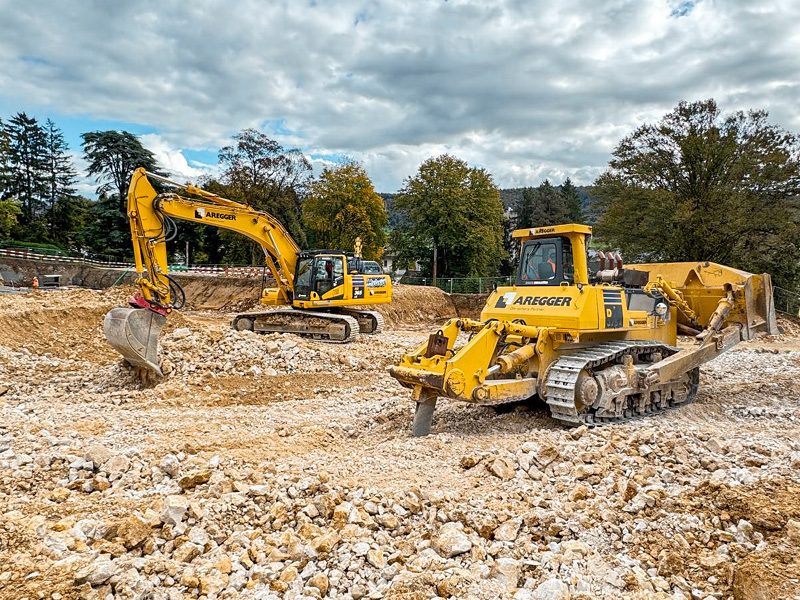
[
  {"x1": 0, "y1": 287, "x2": 188, "y2": 363},
  {"x1": 777, "y1": 313, "x2": 800, "y2": 337},
  {"x1": 734, "y1": 547, "x2": 800, "y2": 600},
  {"x1": 171, "y1": 274, "x2": 264, "y2": 312},
  {"x1": 450, "y1": 292, "x2": 491, "y2": 319},
  {"x1": 169, "y1": 278, "x2": 462, "y2": 327},
  {"x1": 173, "y1": 278, "x2": 460, "y2": 326},
  {"x1": 371, "y1": 284, "x2": 457, "y2": 326}
]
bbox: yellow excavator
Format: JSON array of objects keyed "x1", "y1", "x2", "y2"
[
  {"x1": 390, "y1": 223, "x2": 777, "y2": 435},
  {"x1": 104, "y1": 168, "x2": 392, "y2": 375}
]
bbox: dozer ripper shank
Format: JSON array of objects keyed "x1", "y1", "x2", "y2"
[{"x1": 389, "y1": 224, "x2": 777, "y2": 436}]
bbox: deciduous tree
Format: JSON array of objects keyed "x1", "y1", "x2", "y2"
[
  {"x1": 0, "y1": 197, "x2": 21, "y2": 239},
  {"x1": 391, "y1": 155, "x2": 505, "y2": 278},
  {"x1": 594, "y1": 99, "x2": 800, "y2": 288},
  {"x1": 303, "y1": 162, "x2": 387, "y2": 260},
  {"x1": 218, "y1": 129, "x2": 311, "y2": 244}
]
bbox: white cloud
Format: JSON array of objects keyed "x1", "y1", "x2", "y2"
[
  {"x1": 139, "y1": 134, "x2": 217, "y2": 182},
  {"x1": 1, "y1": 0, "x2": 798, "y2": 191}
]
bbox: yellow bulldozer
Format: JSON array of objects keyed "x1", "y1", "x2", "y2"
[
  {"x1": 390, "y1": 223, "x2": 777, "y2": 435},
  {"x1": 104, "y1": 168, "x2": 392, "y2": 375}
]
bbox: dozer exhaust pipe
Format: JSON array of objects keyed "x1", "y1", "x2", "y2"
[{"x1": 103, "y1": 307, "x2": 167, "y2": 375}]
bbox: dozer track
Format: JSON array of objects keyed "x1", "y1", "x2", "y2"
[
  {"x1": 341, "y1": 309, "x2": 384, "y2": 334},
  {"x1": 231, "y1": 309, "x2": 360, "y2": 343},
  {"x1": 545, "y1": 341, "x2": 699, "y2": 427}
]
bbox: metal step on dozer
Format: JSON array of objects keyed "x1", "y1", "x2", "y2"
[{"x1": 389, "y1": 224, "x2": 778, "y2": 436}]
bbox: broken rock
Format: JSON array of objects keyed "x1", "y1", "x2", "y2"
[
  {"x1": 433, "y1": 522, "x2": 472, "y2": 558},
  {"x1": 178, "y1": 469, "x2": 211, "y2": 490}
]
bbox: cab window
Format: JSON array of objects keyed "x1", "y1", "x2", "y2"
[
  {"x1": 315, "y1": 256, "x2": 344, "y2": 295},
  {"x1": 517, "y1": 237, "x2": 573, "y2": 286},
  {"x1": 561, "y1": 240, "x2": 574, "y2": 283},
  {"x1": 294, "y1": 257, "x2": 314, "y2": 299},
  {"x1": 520, "y1": 242, "x2": 557, "y2": 281}
]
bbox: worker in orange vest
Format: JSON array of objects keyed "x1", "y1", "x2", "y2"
[{"x1": 32, "y1": 276, "x2": 39, "y2": 290}]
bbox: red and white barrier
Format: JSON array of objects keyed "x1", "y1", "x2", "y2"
[
  {"x1": 0, "y1": 248, "x2": 266, "y2": 279},
  {"x1": 0, "y1": 248, "x2": 132, "y2": 268}
]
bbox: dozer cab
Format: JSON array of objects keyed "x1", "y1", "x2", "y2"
[
  {"x1": 390, "y1": 224, "x2": 777, "y2": 435},
  {"x1": 104, "y1": 169, "x2": 392, "y2": 376}
]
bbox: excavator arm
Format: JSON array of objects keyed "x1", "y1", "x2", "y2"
[{"x1": 104, "y1": 168, "x2": 303, "y2": 374}]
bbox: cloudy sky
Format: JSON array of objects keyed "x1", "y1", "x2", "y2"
[{"x1": 1, "y1": 0, "x2": 798, "y2": 195}]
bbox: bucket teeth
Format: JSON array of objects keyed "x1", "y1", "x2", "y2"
[{"x1": 103, "y1": 307, "x2": 166, "y2": 375}]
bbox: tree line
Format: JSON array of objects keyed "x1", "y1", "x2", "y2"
[{"x1": 1, "y1": 98, "x2": 799, "y2": 288}]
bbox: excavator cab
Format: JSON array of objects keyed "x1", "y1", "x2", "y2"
[{"x1": 293, "y1": 252, "x2": 347, "y2": 301}]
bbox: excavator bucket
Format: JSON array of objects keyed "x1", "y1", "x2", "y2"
[{"x1": 103, "y1": 307, "x2": 166, "y2": 375}]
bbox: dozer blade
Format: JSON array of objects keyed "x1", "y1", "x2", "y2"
[{"x1": 103, "y1": 307, "x2": 166, "y2": 376}]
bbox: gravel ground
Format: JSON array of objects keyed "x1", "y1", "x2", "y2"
[{"x1": 1, "y1": 288, "x2": 799, "y2": 600}]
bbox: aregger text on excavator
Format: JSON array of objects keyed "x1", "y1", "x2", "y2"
[
  {"x1": 103, "y1": 168, "x2": 392, "y2": 376},
  {"x1": 390, "y1": 223, "x2": 777, "y2": 436}
]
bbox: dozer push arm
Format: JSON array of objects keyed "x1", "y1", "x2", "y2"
[{"x1": 127, "y1": 168, "x2": 301, "y2": 310}]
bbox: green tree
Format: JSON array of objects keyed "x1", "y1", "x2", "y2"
[
  {"x1": 0, "y1": 197, "x2": 21, "y2": 239},
  {"x1": 0, "y1": 117, "x2": 11, "y2": 196},
  {"x1": 515, "y1": 179, "x2": 568, "y2": 229},
  {"x1": 594, "y1": 99, "x2": 800, "y2": 288},
  {"x1": 215, "y1": 129, "x2": 312, "y2": 263},
  {"x1": 391, "y1": 154, "x2": 505, "y2": 278},
  {"x1": 52, "y1": 196, "x2": 93, "y2": 250},
  {"x1": 560, "y1": 178, "x2": 583, "y2": 222},
  {"x1": 5, "y1": 112, "x2": 48, "y2": 231},
  {"x1": 218, "y1": 129, "x2": 311, "y2": 240},
  {"x1": 81, "y1": 193, "x2": 133, "y2": 258},
  {"x1": 81, "y1": 130, "x2": 160, "y2": 214},
  {"x1": 303, "y1": 162, "x2": 387, "y2": 260},
  {"x1": 43, "y1": 119, "x2": 79, "y2": 242}
]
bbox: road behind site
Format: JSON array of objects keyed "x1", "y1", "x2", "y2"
[{"x1": 1, "y1": 283, "x2": 799, "y2": 599}]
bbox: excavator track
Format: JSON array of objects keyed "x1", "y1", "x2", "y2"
[
  {"x1": 231, "y1": 309, "x2": 360, "y2": 343},
  {"x1": 545, "y1": 341, "x2": 699, "y2": 427},
  {"x1": 341, "y1": 309, "x2": 384, "y2": 334}
]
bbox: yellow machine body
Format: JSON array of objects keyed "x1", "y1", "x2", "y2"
[
  {"x1": 390, "y1": 223, "x2": 777, "y2": 434},
  {"x1": 104, "y1": 169, "x2": 392, "y2": 374},
  {"x1": 126, "y1": 169, "x2": 391, "y2": 312}
]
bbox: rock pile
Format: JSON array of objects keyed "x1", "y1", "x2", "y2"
[{"x1": 1, "y1": 289, "x2": 799, "y2": 599}]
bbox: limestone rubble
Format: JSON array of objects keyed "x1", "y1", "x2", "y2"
[{"x1": 1, "y1": 288, "x2": 799, "y2": 599}]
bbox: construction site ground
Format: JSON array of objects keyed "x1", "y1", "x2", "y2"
[{"x1": 1, "y1": 281, "x2": 799, "y2": 600}]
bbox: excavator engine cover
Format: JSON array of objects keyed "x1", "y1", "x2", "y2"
[{"x1": 103, "y1": 307, "x2": 166, "y2": 375}]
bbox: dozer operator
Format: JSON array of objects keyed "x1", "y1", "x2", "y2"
[
  {"x1": 390, "y1": 223, "x2": 777, "y2": 436},
  {"x1": 104, "y1": 168, "x2": 392, "y2": 376}
]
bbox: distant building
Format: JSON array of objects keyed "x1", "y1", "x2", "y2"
[{"x1": 381, "y1": 245, "x2": 420, "y2": 279}]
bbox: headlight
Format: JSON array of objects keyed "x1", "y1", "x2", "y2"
[{"x1": 655, "y1": 302, "x2": 668, "y2": 317}]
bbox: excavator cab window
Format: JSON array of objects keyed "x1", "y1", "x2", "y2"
[
  {"x1": 294, "y1": 257, "x2": 314, "y2": 300},
  {"x1": 313, "y1": 255, "x2": 344, "y2": 297},
  {"x1": 517, "y1": 238, "x2": 573, "y2": 286}
]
